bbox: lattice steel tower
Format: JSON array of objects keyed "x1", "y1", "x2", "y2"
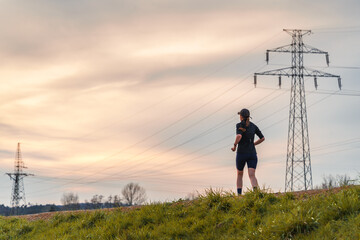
[
  {"x1": 6, "y1": 143, "x2": 34, "y2": 214},
  {"x1": 254, "y1": 29, "x2": 341, "y2": 192}
]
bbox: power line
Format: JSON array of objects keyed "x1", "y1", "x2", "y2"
[
  {"x1": 93, "y1": 89, "x2": 285, "y2": 178},
  {"x1": 258, "y1": 137, "x2": 360, "y2": 166},
  {"x1": 311, "y1": 25, "x2": 360, "y2": 33},
  {"x1": 269, "y1": 63, "x2": 360, "y2": 70},
  {"x1": 263, "y1": 144, "x2": 360, "y2": 165},
  {"x1": 26, "y1": 30, "x2": 352, "y2": 189},
  {"x1": 22, "y1": 33, "x2": 286, "y2": 180},
  {"x1": 28, "y1": 135, "x2": 359, "y2": 198},
  {"x1": 311, "y1": 25, "x2": 360, "y2": 30},
  {"x1": 311, "y1": 91, "x2": 360, "y2": 97},
  {"x1": 27, "y1": 87, "x2": 279, "y2": 195},
  {"x1": 28, "y1": 84, "x2": 334, "y2": 191},
  {"x1": 312, "y1": 138, "x2": 360, "y2": 151},
  {"x1": 22, "y1": 31, "x2": 284, "y2": 149},
  {"x1": 26, "y1": 65, "x2": 267, "y2": 193},
  {"x1": 25, "y1": 36, "x2": 352, "y2": 197},
  {"x1": 26, "y1": 67, "x2": 257, "y2": 182},
  {"x1": 262, "y1": 89, "x2": 341, "y2": 131},
  {"x1": 28, "y1": 47, "x2": 297, "y2": 181},
  {"x1": 27, "y1": 86, "x2": 343, "y2": 197},
  {"x1": 257, "y1": 86, "x2": 360, "y2": 97}
]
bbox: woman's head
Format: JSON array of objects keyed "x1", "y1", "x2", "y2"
[{"x1": 238, "y1": 108, "x2": 250, "y2": 126}]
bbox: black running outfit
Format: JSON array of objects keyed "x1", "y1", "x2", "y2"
[{"x1": 235, "y1": 121, "x2": 264, "y2": 171}]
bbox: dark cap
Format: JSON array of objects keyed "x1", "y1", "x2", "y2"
[{"x1": 238, "y1": 108, "x2": 250, "y2": 118}]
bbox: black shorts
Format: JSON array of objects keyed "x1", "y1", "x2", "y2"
[{"x1": 236, "y1": 152, "x2": 258, "y2": 171}]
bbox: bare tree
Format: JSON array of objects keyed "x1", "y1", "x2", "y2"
[
  {"x1": 337, "y1": 174, "x2": 351, "y2": 187},
  {"x1": 113, "y1": 195, "x2": 122, "y2": 207},
  {"x1": 121, "y1": 183, "x2": 146, "y2": 206},
  {"x1": 321, "y1": 175, "x2": 336, "y2": 189},
  {"x1": 105, "y1": 195, "x2": 113, "y2": 208},
  {"x1": 185, "y1": 191, "x2": 199, "y2": 201},
  {"x1": 61, "y1": 192, "x2": 80, "y2": 210},
  {"x1": 90, "y1": 194, "x2": 104, "y2": 209},
  {"x1": 320, "y1": 174, "x2": 353, "y2": 189}
]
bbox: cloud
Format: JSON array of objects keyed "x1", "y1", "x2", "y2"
[
  {"x1": 0, "y1": 0, "x2": 359, "y2": 204},
  {"x1": 0, "y1": 123, "x2": 21, "y2": 135},
  {"x1": 0, "y1": 149, "x2": 13, "y2": 160}
]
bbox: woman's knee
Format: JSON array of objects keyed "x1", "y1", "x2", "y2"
[
  {"x1": 237, "y1": 170, "x2": 244, "y2": 176},
  {"x1": 248, "y1": 169, "x2": 256, "y2": 178}
]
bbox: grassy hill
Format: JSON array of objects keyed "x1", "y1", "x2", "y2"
[{"x1": 0, "y1": 186, "x2": 359, "y2": 240}]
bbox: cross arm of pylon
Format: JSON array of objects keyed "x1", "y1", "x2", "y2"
[
  {"x1": 254, "y1": 66, "x2": 341, "y2": 90},
  {"x1": 267, "y1": 44, "x2": 293, "y2": 53},
  {"x1": 303, "y1": 68, "x2": 340, "y2": 78},
  {"x1": 284, "y1": 29, "x2": 311, "y2": 36},
  {"x1": 265, "y1": 44, "x2": 330, "y2": 64},
  {"x1": 266, "y1": 44, "x2": 292, "y2": 63},
  {"x1": 5, "y1": 173, "x2": 15, "y2": 181},
  {"x1": 255, "y1": 67, "x2": 293, "y2": 77},
  {"x1": 303, "y1": 67, "x2": 341, "y2": 89},
  {"x1": 24, "y1": 173, "x2": 35, "y2": 176},
  {"x1": 254, "y1": 67, "x2": 293, "y2": 88},
  {"x1": 6, "y1": 172, "x2": 35, "y2": 184},
  {"x1": 302, "y1": 44, "x2": 330, "y2": 65},
  {"x1": 302, "y1": 44, "x2": 328, "y2": 54},
  {"x1": 6, "y1": 172, "x2": 34, "y2": 178}
]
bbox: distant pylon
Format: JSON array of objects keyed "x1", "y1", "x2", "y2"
[
  {"x1": 6, "y1": 143, "x2": 34, "y2": 215},
  {"x1": 254, "y1": 29, "x2": 341, "y2": 192}
]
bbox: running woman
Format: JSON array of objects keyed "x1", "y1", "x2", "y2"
[{"x1": 231, "y1": 109, "x2": 265, "y2": 195}]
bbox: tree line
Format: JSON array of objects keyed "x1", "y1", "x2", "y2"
[
  {"x1": 60, "y1": 182, "x2": 147, "y2": 210},
  {"x1": 0, "y1": 182, "x2": 146, "y2": 216}
]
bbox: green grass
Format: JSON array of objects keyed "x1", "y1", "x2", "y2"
[{"x1": 0, "y1": 186, "x2": 359, "y2": 240}]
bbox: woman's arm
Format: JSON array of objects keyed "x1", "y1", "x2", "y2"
[
  {"x1": 231, "y1": 134, "x2": 242, "y2": 151},
  {"x1": 254, "y1": 137, "x2": 265, "y2": 146}
]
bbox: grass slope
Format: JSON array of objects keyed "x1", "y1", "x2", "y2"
[{"x1": 0, "y1": 186, "x2": 359, "y2": 240}]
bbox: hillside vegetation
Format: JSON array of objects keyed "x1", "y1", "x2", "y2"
[{"x1": 0, "y1": 186, "x2": 359, "y2": 240}]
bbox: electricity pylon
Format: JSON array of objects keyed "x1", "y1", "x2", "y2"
[
  {"x1": 6, "y1": 143, "x2": 34, "y2": 215},
  {"x1": 254, "y1": 29, "x2": 341, "y2": 192}
]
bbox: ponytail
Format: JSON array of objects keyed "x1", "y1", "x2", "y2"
[
  {"x1": 245, "y1": 116, "x2": 250, "y2": 127},
  {"x1": 241, "y1": 116, "x2": 250, "y2": 127},
  {"x1": 238, "y1": 108, "x2": 251, "y2": 127}
]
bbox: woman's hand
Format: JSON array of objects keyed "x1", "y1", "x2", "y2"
[
  {"x1": 231, "y1": 145, "x2": 236, "y2": 152},
  {"x1": 232, "y1": 135, "x2": 241, "y2": 152},
  {"x1": 254, "y1": 137, "x2": 265, "y2": 146}
]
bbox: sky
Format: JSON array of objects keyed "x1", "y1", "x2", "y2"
[{"x1": 0, "y1": 0, "x2": 359, "y2": 206}]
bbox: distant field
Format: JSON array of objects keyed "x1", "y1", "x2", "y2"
[{"x1": 0, "y1": 186, "x2": 359, "y2": 240}]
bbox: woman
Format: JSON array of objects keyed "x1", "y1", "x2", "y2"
[{"x1": 231, "y1": 108, "x2": 265, "y2": 195}]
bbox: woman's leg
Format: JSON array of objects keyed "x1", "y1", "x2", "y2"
[
  {"x1": 237, "y1": 170, "x2": 244, "y2": 189},
  {"x1": 237, "y1": 170, "x2": 244, "y2": 195},
  {"x1": 248, "y1": 168, "x2": 258, "y2": 188},
  {"x1": 236, "y1": 153, "x2": 246, "y2": 195}
]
